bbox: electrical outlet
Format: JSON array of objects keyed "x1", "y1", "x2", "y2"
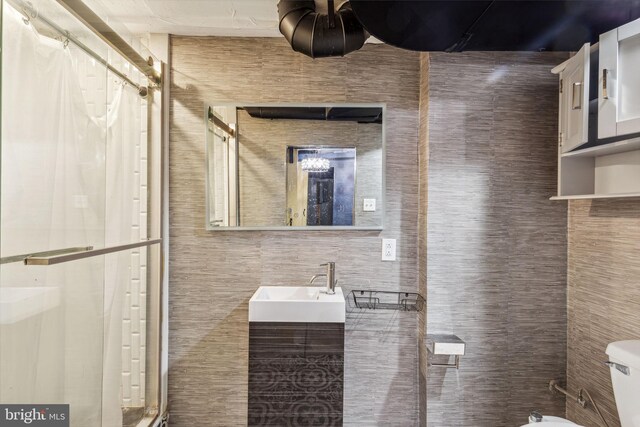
[
  {"x1": 382, "y1": 238, "x2": 396, "y2": 261},
  {"x1": 363, "y1": 198, "x2": 376, "y2": 212}
]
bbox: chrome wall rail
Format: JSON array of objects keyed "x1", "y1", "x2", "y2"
[
  {"x1": 0, "y1": 246, "x2": 94, "y2": 265},
  {"x1": 549, "y1": 379, "x2": 587, "y2": 408},
  {"x1": 19, "y1": 239, "x2": 161, "y2": 266},
  {"x1": 548, "y1": 380, "x2": 611, "y2": 427},
  {"x1": 55, "y1": 0, "x2": 161, "y2": 85}
]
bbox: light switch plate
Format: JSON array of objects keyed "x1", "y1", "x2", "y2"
[
  {"x1": 382, "y1": 238, "x2": 396, "y2": 261},
  {"x1": 363, "y1": 198, "x2": 376, "y2": 212}
]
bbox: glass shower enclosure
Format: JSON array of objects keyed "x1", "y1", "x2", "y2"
[{"x1": 0, "y1": 0, "x2": 165, "y2": 426}]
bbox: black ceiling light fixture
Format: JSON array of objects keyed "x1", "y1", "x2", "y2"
[
  {"x1": 278, "y1": 0, "x2": 369, "y2": 58},
  {"x1": 349, "y1": 0, "x2": 640, "y2": 52}
]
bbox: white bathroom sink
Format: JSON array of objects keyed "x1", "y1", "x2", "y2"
[
  {"x1": 249, "y1": 286, "x2": 345, "y2": 323},
  {"x1": 0, "y1": 287, "x2": 61, "y2": 324}
]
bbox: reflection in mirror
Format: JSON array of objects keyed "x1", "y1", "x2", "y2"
[
  {"x1": 205, "y1": 104, "x2": 384, "y2": 229},
  {"x1": 286, "y1": 147, "x2": 356, "y2": 226},
  {"x1": 207, "y1": 106, "x2": 237, "y2": 227}
]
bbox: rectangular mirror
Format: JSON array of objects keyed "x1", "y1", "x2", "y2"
[{"x1": 205, "y1": 103, "x2": 385, "y2": 230}]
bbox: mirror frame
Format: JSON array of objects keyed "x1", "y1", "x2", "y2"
[{"x1": 204, "y1": 102, "x2": 386, "y2": 231}]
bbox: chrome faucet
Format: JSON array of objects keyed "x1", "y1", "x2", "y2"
[{"x1": 308, "y1": 262, "x2": 336, "y2": 295}]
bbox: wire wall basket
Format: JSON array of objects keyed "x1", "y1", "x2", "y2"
[{"x1": 349, "y1": 290, "x2": 425, "y2": 312}]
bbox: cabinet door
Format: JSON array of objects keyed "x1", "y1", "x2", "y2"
[
  {"x1": 560, "y1": 43, "x2": 590, "y2": 153},
  {"x1": 599, "y1": 18, "x2": 640, "y2": 138}
]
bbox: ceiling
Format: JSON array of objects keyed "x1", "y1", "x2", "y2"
[
  {"x1": 85, "y1": 0, "x2": 281, "y2": 36},
  {"x1": 351, "y1": 0, "x2": 640, "y2": 51},
  {"x1": 84, "y1": 0, "x2": 640, "y2": 52}
]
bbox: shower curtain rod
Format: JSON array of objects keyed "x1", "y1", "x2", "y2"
[
  {"x1": 54, "y1": 0, "x2": 161, "y2": 85},
  {"x1": 7, "y1": 0, "x2": 149, "y2": 95}
]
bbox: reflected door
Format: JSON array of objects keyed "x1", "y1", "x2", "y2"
[{"x1": 307, "y1": 169, "x2": 335, "y2": 226}]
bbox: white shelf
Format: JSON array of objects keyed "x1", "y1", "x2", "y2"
[
  {"x1": 550, "y1": 192, "x2": 640, "y2": 200},
  {"x1": 562, "y1": 137, "x2": 640, "y2": 158}
]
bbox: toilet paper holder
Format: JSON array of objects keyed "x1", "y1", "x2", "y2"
[{"x1": 426, "y1": 334, "x2": 465, "y2": 369}]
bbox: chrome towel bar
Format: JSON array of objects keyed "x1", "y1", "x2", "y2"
[
  {"x1": 1, "y1": 240, "x2": 161, "y2": 266},
  {"x1": 25, "y1": 239, "x2": 162, "y2": 265},
  {"x1": 1, "y1": 246, "x2": 93, "y2": 265}
]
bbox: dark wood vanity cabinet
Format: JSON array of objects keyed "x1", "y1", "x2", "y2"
[{"x1": 248, "y1": 322, "x2": 345, "y2": 426}]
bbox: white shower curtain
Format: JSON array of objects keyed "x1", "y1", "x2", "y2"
[
  {"x1": 103, "y1": 80, "x2": 142, "y2": 427},
  {"x1": 1, "y1": 4, "x2": 142, "y2": 426}
]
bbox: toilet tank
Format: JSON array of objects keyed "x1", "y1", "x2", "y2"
[{"x1": 606, "y1": 340, "x2": 640, "y2": 427}]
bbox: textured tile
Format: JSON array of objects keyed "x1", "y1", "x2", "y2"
[
  {"x1": 417, "y1": 53, "x2": 430, "y2": 427},
  {"x1": 566, "y1": 199, "x2": 640, "y2": 427},
  {"x1": 169, "y1": 36, "x2": 420, "y2": 426},
  {"x1": 423, "y1": 52, "x2": 569, "y2": 427}
]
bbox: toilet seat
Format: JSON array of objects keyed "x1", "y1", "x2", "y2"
[
  {"x1": 521, "y1": 424, "x2": 579, "y2": 427},
  {"x1": 520, "y1": 415, "x2": 584, "y2": 426}
]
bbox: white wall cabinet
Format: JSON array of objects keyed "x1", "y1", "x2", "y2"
[
  {"x1": 552, "y1": 18, "x2": 640, "y2": 200},
  {"x1": 599, "y1": 19, "x2": 640, "y2": 139},
  {"x1": 554, "y1": 43, "x2": 591, "y2": 153}
]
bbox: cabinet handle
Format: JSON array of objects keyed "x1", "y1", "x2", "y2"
[
  {"x1": 572, "y1": 82, "x2": 582, "y2": 110},
  {"x1": 603, "y1": 68, "x2": 609, "y2": 100}
]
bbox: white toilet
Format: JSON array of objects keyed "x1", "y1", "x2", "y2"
[
  {"x1": 606, "y1": 340, "x2": 640, "y2": 427},
  {"x1": 521, "y1": 340, "x2": 640, "y2": 427}
]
